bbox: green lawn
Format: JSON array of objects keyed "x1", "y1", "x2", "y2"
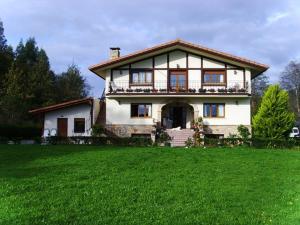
[{"x1": 0, "y1": 145, "x2": 300, "y2": 225}]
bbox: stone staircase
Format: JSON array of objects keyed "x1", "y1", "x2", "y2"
[{"x1": 166, "y1": 129, "x2": 195, "y2": 147}]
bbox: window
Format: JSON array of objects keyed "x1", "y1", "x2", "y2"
[
  {"x1": 131, "y1": 133, "x2": 151, "y2": 138},
  {"x1": 74, "y1": 118, "x2": 85, "y2": 133},
  {"x1": 131, "y1": 104, "x2": 152, "y2": 118},
  {"x1": 203, "y1": 103, "x2": 225, "y2": 118},
  {"x1": 203, "y1": 70, "x2": 225, "y2": 84},
  {"x1": 131, "y1": 70, "x2": 152, "y2": 85}
]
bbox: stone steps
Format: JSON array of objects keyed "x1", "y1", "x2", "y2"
[{"x1": 166, "y1": 129, "x2": 195, "y2": 147}]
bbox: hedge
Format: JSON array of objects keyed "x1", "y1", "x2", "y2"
[{"x1": 0, "y1": 124, "x2": 41, "y2": 139}]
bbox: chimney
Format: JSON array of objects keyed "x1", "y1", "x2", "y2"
[{"x1": 110, "y1": 47, "x2": 120, "y2": 60}]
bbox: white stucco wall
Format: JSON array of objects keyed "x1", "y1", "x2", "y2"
[
  {"x1": 43, "y1": 99, "x2": 100, "y2": 137},
  {"x1": 106, "y1": 97, "x2": 251, "y2": 129}
]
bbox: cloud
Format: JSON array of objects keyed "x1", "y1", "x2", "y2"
[{"x1": 1, "y1": 0, "x2": 300, "y2": 95}]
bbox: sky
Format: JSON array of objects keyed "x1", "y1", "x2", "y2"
[{"x1": 1, "y1": 0, "x2": 300, "y2": 97}]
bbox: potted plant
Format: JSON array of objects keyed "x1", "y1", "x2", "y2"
[
  {"x1": 227, "y1": 88, "x2": 235, "y2": 93},
  {"x1": 208, "y1": 88, "x2": 215, "y2": 93},
  {"x1": 159, "y1": 88, "x2": 167, "y2": 92},
  {"x1": 198, "y1": 88, "x2": 206, "y2": 93},
  {"x1": 143, "y1": 88, "x2": 151, "y2": 93},
  {"x1": 135, "y1": 88, "x2": 143, "y2": 93},
  {"x1": 116, "y1": 88, "x2": 124, "y2": 92},
  {"x1": 238, "y1": 88, "x2": 246, "y2": 93},
  {"x1": 126, "y1": 88, "x2": 133, "y2": 93},
  {"x1": 188, "y1": 88, "x2": 196, "y2": 93},
  {"x1": 218, "y1": 88, "x2": 226, "y2": 93},
  {"x1": 151, "y1": 88, "x2": 158, "y2": 93}
]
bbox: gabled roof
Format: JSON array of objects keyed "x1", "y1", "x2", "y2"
[
  {"x1": 29, "y1": 97, "x2": 93, "y2": 114},
  {"x1": 89, "y1": 39, "x2": 269, "y2": 78}
]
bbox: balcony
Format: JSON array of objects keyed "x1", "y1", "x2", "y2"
[{"x1": 107, "y1": 80, "x2": 250, "y2": 95}]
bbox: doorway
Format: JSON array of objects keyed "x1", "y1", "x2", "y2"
[{"x1": 57, "y1": 118, "x2": 68, "y2": 137}]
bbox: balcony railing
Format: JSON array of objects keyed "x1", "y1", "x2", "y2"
[{"x1": 108, "y1": 80, "x2": 250, "y2": 95}]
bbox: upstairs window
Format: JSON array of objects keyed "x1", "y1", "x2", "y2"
[
  {"x1": 131, "y1": 104, "x2": 152, "y2": 118},
  {"x1": 131, "y1": 70, "x2": 153, "y2": 85},
  {"x1": 203, "y1": 70, "x2": 225, "y2": 84},
  {"x1": 74, "y1": 118, "x2": 85, "y2": 133},
  {"x1": 203, "y1": 103, "x2": 225, "y2": 118}
]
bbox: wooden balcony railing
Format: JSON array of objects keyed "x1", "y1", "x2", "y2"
[{"x1": 108, "y1": 80, "x2": 250, "y2": 95}]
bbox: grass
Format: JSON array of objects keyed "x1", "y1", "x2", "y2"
[{"x1": 0, "y1": 145, "x2": 300, "y2": 225}]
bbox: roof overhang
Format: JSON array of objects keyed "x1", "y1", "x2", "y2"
[
  {"x1": 29, "y1": 97, "x2": 93, "y2": 114},
  {"x1": 89, "y1": 39, "x2": 269, "y2": 79}
]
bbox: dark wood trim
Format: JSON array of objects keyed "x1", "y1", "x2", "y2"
[
  {"x1": 243, "y1": 69, "x2": 246, "y2": 88},
  {"x1": 90, "y1": 99, "x2": 94, "y2": 129},
  {"x1": 201, "y1": 69, "x2": 227, "y2": 88},
  {"x1": 186, "y1": 52, "x2": 189, "y2": 68},
  {"x1": 74, "y1": 118, "x2": 86, "y2": 133},
  {"x1": 203, "y1": 103, "x2": 225, "y2": 118},
  {"x1": 110, "y1": 69, "x2": 113, "y2": 81},
  {"x1": 130, "y1": 103, "x2": 152, "y2": 118},
  {"x1": 167, "y1": 53, "x2": 169, "y2": 69},
  {"x1": 168, "y1": 69, "x2": 188, "y2": 91},
  {"x1": 107, "y1": 92, "x2": 251, "y2": 96}
]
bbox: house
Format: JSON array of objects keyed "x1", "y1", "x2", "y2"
[
  {"x1": 89, "y1": 39, "x2": 268, "y2": 144},
  {"x1": 29, "y1": 98, "x2": 102, "y2": 137}
]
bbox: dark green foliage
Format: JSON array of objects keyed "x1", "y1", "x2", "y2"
[
  {"x1": 46, "y1": 136, "x2": 153, "y2": 146},
  {"x1": 54, "y1": 64, "x2": 90, "y2": 102},
  {"x1": 0, "y1": 124, "x2": 41, "y2": 139},
  {"x1": 237, "y1": 125, "x2": 251, "y2": 139},
  {"x1": 91, "y1": 124, "x2": 105, "y2": 137},
  {"x1": 0, "y1": 145, "x2": 300, "y2": 225},
  {"x1": 253, "y1": 84, "x2": 295, "y2": 138}
]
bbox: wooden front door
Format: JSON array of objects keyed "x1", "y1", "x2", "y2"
[
  {"x1": 57, "y1": 118, "x2": 68, "y2": 137},
  {"x1": 169, "y1": 70, "x2": 187, "y2": 92}
]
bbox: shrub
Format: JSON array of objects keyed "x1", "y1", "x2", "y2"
[
  {"x1": 237, "y1": 125, "x2": 251, "y2": 139},
  {"x1": 91, "y1": 124, "x2": 105, "y2": 137},
  {"x1": 0, "y1": 124, "x2": 41, "y2": 139}
]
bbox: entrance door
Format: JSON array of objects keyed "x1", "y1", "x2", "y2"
[
  {"x1": 57, "y1": 118, "x2": 68, "y2": 137},
  {"x1": 169, "y1": 71, "x2": 187, "y2": 92},
  {"x1": 173, "y1": 107, "x2": 183, "y2": 128}
]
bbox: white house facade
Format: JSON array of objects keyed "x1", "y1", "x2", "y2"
[
  {"x1": 89, "y1": 39, "x2": 268, "y2": 141},
  {"x1": 30, "y1": 98, "x2": 101, "y2": 137}
]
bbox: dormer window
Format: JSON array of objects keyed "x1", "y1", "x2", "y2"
[
  {"x1": 203, "y1": 70, "x2": 226, "y2": 85},
  {"x1": 130, "y1": 70, "x2": 153, "y2": 85}
]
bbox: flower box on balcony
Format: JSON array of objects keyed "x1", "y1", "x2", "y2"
[
  {"x1": 135, "y1": 88, "x2": 143, "y2": 93},
  {"x1": 159, "y1": 88, "x2": 167, "y2": 92},
  {"x1": 188, "y1": 88, "x2": 196, "y2": 93},
  {"x1": 198, "y1": 88, "x2": 207, "y2": 93},
  {"x1": 151, "y1": 88, "x2": 158, "y2": 93},
  {"x1": 126, "y1": 88, "x2": 133, "y2": 93},
  {"x1": 227, "y1": 88, "x2": 236, "y2": 93},
  {"x1": 218, "y1": 88, "x2": 227, "y2": 93},
  {"x1": 116, "y1": 88, "x2": 124, "y2": 92},
  {"x1": 238, "y1": 88, "x2": 246, "y2": 93},
  {"x1": 208, "y1": 88, "x2": 216, "y2": 93},
  {"x1": 143, "y1": 88, "x2": 151, "y2": 93}
]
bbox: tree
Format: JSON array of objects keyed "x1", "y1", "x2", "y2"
[
  {"x1": 0, "y1": 19, "x2": 14, "y2": 95},
  {"x1": 252, "y1": 84, "x2": 295, "y2": 139},
  {"x1": 251, "y1": 73, "x2": 269, "y2": 115},
  {"x1": 55, "y1": 64, "x2": 90, "y2": 102},
  {"x1": 280, "y1": 61, "x2": 300, "y2": 118},
  {"x1": 1, "y1": 38, "x2": 56, "y2": 124}
]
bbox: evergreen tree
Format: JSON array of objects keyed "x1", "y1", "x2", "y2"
[
  {"x1": 55, "y1": 64, "x2": 90, "y2": 102},
  {"x1": 0, "y1": 20, "x2": 14, "y2": 95},
  {"x1": 252, "y1": 84, "x2": 295, "y2": 139}
]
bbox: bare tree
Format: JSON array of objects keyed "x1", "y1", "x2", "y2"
[
  {"x1": 251, "y1": 73, "x2": 269, "y2": 115},
  {"x1": 280, "y1": 61, "x2": 300, "y2": 117}
]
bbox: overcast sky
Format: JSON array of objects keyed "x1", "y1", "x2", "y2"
[{"x1": 1, "y1": 0, "x2": 300, "y2": 97}]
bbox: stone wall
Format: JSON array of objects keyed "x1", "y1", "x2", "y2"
[
  {"x1": 204, "y1": 125, "x2": 252, "y2": 137},
  {"x1": 106, "y1": 124, "x2": 155, "y2": 139}
]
